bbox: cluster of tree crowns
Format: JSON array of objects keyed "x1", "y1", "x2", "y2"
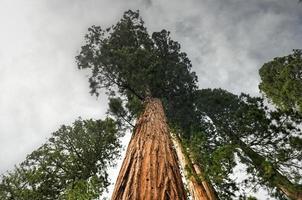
[{"x1": 1, "y1": 10, "x2": 301, "y2": 200}]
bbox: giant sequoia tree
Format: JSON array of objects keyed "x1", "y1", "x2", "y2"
[{"x1": 76, "y1": 10, "x2": 215, "y2": 200}]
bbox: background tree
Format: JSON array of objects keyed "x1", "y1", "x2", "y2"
[
  {"x1": 259, "y1": 49, "x2": 302, "y2": 112},
  {"x1": 0, "y1": 118, "x2": 122, "y2": 200},
  {"x1": 191, "y1": 88, "x2": 302, "y2": 199}
]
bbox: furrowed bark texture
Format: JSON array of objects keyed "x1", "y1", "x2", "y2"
[
  {"x1": 111, "y1": 98, "x2": 187, "y2": 200},
  {"x1": 172, "y1": 135, "x2": 218, "y2": 200}
]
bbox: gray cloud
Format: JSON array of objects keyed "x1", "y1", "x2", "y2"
[
  {"x1": 0, "y1": 0, "x2": 301, "y2": 198},
  {"x1": 142, "y1": 0, "x2": 302, "y2": 95}
]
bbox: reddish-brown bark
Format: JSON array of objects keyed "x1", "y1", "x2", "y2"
[{"x1": 111, "y1": 98, "x2": 187, "y2": 200}]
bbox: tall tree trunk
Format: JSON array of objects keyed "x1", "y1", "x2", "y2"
[
  {"x1": 172, "y1": 134, "x2": 218, "y2": 200},
  {"x1": 233, "y1": 135, "x2": 302, "y2": 200},
  {"x1": 111, "y1": 98, "x2": 187, "y2": 200}
]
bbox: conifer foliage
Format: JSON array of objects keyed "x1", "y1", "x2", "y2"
[
  {"x1": 76, "y1": 10, "x2": 198, "y2": 134},
  {"x1": 259, "y1": 49, "x2": 302, "y2": 112},
  {"x1": 193, "y1": 89, "x2": 302, "y2": 199}
]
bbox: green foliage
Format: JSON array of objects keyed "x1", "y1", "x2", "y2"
[
  {"x1": 0, "y1": 118, "x2": 122, "y2": 200},
  {"x1": 76, "y1": 10, "x2": 198, "y2": 136},
  {"x1": 259, "y1": 49, "x2": 302, "y2": 111},
  {"x1": 108, "y1": 97, "x2": 135, "y2": 129},
  {"x1": 186, "y1": 128, "x2": 238, "y2": 199},
  {"x1": 63, "y1": 178, "x2": 100, "y2": 200}
]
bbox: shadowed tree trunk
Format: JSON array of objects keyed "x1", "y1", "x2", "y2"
[
  {"x1": 172, "y1": 135, "x2": 218, "y2": 200},
  {"x1": 190, "y1": 157, "x2": 218, "y2": 200},
  {"x1": 111, "y1": 98, "x2": 187, "y2": 200}
]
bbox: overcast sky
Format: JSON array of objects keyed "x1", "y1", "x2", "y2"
[{"x1": 0, "y1": 0, "x2": 301, "y2": 198}]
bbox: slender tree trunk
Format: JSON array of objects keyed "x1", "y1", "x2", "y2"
[
  {"x1": 172, "y1": 134, "x2": 218, "y2": 200},
  {"x1": 190, "y1": 156, "x2": 218, "y2": 200},
  {"x1": 234, "y1": 136, "x2": 302, "y2": 200},
  {"x1": 111, "y1": 98, "x2": 187, "y2": 200}
]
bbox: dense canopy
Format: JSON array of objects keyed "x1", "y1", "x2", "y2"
[
  {"x1": 0, "y1": 118, "x2": 122, "y2": 200},
  {"x1": 259, "y1": 49, "x2": 302, "y2": 112},
  {"x1": 76, "y1": 10, "x2": 198, "y2": 135}
]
